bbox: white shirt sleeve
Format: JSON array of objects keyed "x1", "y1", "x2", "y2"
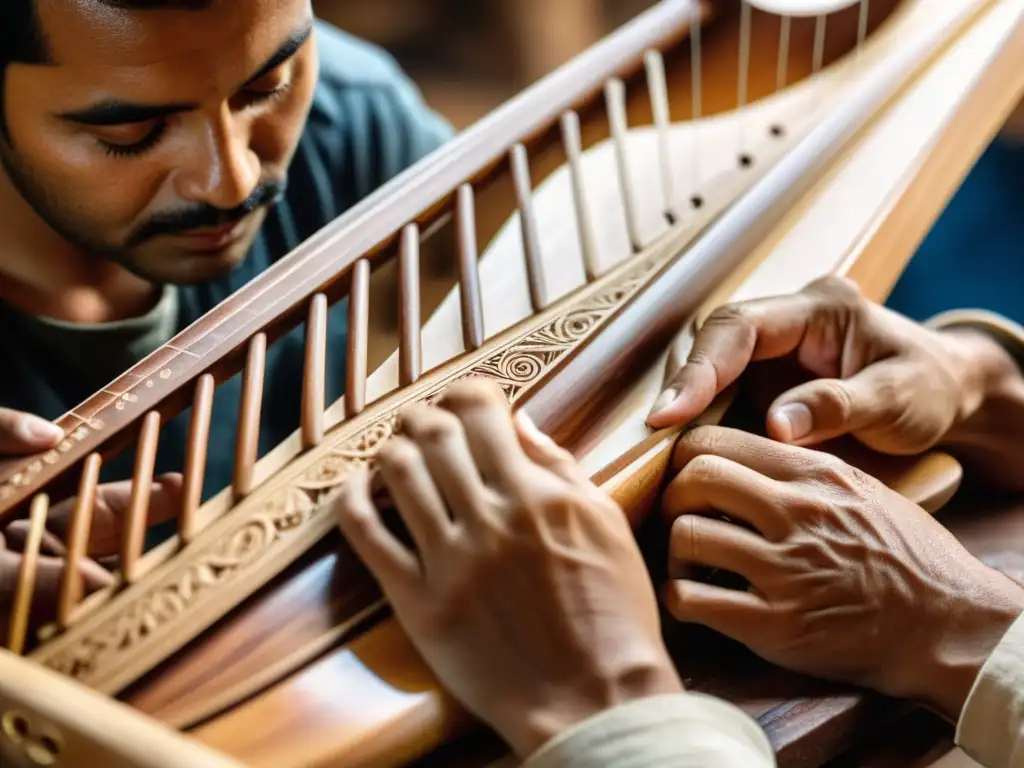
[
  {"x1": 521, "y1": 692, "x2": 776, "y2": 768},
  {"x1": 956, "y1": 613, "x2": 1024, "y2": 768}
]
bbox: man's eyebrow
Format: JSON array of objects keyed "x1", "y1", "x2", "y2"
[
  {"x1": 54, "y1": 20, "x2": 314, "y2": 127},
  {"x1": 57, "y1": 100, "x2": 198, "y2": 126},
  {"x1": 242, "y1": 20, "x2": 315, "y2": 86}
]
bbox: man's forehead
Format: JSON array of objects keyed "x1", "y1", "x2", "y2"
[{"x1": 35, "y1": 0, "x2": 303, "y2": 70}]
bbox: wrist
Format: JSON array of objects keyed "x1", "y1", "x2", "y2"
[
  {"x1": 505, "y1": 658, "x2": 685, "y2": 757},
  {"x1": 899, "y1": 566, "x2": 1024, "y2": 724},
  {"x1": 938, "y1": 327, "x2": 1024, "y2": 447}
]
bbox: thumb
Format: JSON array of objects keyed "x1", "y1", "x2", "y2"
[
  {"x1": 0, "y1": 408, "x2": 63, "y2": 455},
  {"x1": 766, "y1": 365, "x2": 899, "y2": 447}
]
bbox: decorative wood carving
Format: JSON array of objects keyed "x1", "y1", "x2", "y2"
[{"x1": 0, "y1": 0, "x2": 1022, "y2": 766}]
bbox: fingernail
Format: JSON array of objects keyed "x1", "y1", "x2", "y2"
[
  {"x1": 649, "y1": 389, "x2": 678, "y2": 417},
  {"x1": 18, "y1": 416, "x2": 63, "y2": 445},
  {"x1": 774, "y1": 403, "x2": 813, "y2": 441}
]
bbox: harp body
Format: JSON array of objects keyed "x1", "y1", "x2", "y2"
[{"x1": 1, "y1": 1, "x2": 1023, "y2": 766}]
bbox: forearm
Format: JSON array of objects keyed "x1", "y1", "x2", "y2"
[
  {"x1": 934, "y1": 317, "x2": 1024, "y2": 492},
  {"x1": 522, "y1": 693, "x2": 775, "y2": 768}
]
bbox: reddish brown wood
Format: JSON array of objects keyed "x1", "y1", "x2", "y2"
[
  {"x1": 59, "y1": 453, "x2": 101, "y2": 627},
  {"x1": 399, "y1": 224, "x2": 422, "y2": 386},
  {"x1": 233, "y1": 335, "x2": 267, "y2": 499},
  {"x1": 455, "y1": 184, "x2": 485, "y2": 350},
  {"x1": 0, "y1": 0, "x2": 708, "y2": 522},
  {"x1": 346, "y1": 260, "x2": 370, "y2": 416},
  {"x1": 301, "y1": 294, "x2": 328, "y2": 450},
  {"x1": 605, "y1": 78, "x2": 643, "y2": 252},
  {"x1": 181, "y1": 375, "x2": 214, "y2": 543},
  {"x1": 510, "y1": 143, "x2": 547, "y2": 310},
  {"x1": 560, "y1": 111, "x2": 600, "y2": 281},
  {"x1": 122, "y1": 411, "x2": 161, "y2": 584}
]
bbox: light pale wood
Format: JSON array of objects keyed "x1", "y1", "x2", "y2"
[
  {"x1": 21, "y1": 0, "x2": 1009, "y2": 716},
  {"x1": 0, "y1": 650, "x2": 241, "y2": 768},
  {"x1": 185, "y1": 4, "x2": 1021, "y2": 766},
  {"x1": 0, "y1": 2, "x2": 1019, "y2": 766},
  {"x1": 58, "y1": 455, "x2": 101, "y2": 627},
  {"x1": 122, "y1": 412, "x2": 160, "y2": 584},
  {"x1": 8, "y1": 496, "x2": 48, "y2": 656}
]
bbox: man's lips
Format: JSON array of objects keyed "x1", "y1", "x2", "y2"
[{"x1": 177, "y1": 219, "x2": 247, "y2": 252}]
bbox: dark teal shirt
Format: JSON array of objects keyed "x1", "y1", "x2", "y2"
[
  {"x1": 887, "y1": 138, "x2": 1024, "y2": 324},
  {"x1": 0, "y1": 22, "x2": 453, "y2": 526}
]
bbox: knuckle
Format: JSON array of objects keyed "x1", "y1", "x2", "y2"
[
  {"x1": 808, "y1": 274, "x2": 863, "y2": 306},
  {"x1": 702, "y1": 304, "x2": 757, "y2": 346},
  {"x1": 705, "y1": 302, "x2": 751, "y2": 328},
  {"x1": 670, "y1": 515, "x2": 699, "y2": 561},
  {"x1": 440, "y1": 377, "x2": 508, "y2": 412},
  {"x1": 681, "y1": 453, "x2": 724, "y2": 484},
  {"x1": 377, "y1": 438, "x2": 420, "y2": 480},
  {"x1": 812, "y1": 453, "x2": 862, "y2": 492},
  {"x1": 819, "y1": 379, "x2": 855, "y2": 420},
  {"x1": 405, "y1": 408, "x2": 461, "y2": 447},
  {"x1": 681, "y1": 424, "x2": 725, "y2": 454}
]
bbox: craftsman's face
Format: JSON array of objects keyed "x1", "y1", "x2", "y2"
[{"x1": 0, "y1": 0, "x2": 317, "y2": 284}]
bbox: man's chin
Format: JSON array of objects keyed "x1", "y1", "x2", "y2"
[{"x1": 122, "y1": 237, "x2": 254, "y2": 285}]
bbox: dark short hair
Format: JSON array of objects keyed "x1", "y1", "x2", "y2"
[{"x1": 0, "y1": 0, "x2": 212, "y2": 134}]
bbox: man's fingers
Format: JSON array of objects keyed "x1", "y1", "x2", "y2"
[
  {"x1": 766, "y1": 363, "x2": 914, "y2": 450},
  {"x1": 400, "y1": 404, "x2": 491, "y2": 526},
  {"x1": 4, "y1": 522, "x2": 114, "y2": 590},
  {"x1": 0, "y1": 548, "x2": 114, "y2": 630},
  {"x1": 0, "y1": 408, "x2": 63, "y2": 455},
  {"x1": 669, "y1": 514, "x2": 777, "y2": 583},
  {"x1": 46, "y1": 474, "x2": 184, "y2": 558},
  {"x1": 664, "y1": 453, "x2": 791, "y2": 540},
  {"x1": 335, "y1": 464, "x2": 420, "y2": 597},
  {"x1": 662, "y1": 578, "x2": 772, "y2": 642},
  {"x1": 377, "y1": 437, "x2": 455, "y2": 560},
  {"x1": 437, "y1": 379, "x2": 530, "y2": 489},
  {"x1": 647, "y1": 292, "x2": 823, "y2": 429},
  {"x1": 673, "y1": 425, "x2": 818, "y2": 484},
  {"x1": 4, "y1": 522, "x2": 68, "y2": 558}
]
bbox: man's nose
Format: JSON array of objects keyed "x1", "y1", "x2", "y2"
[{"x1": 174, "y1": 109, "x2": 261, "y2": 211}]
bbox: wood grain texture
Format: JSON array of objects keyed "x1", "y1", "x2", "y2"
[
  {"x1": 0, "y1": 649, "x2": 241, "y2": 768},
  {"x1": 0, "y1": 2, "x2": 1017, "y2": 767},
  {"x1": 0, "y1": 0, "x2": 709, "y2": 521},
  {"x1": 188, "y1": 4, "x2": 1024, "y2": 767}
]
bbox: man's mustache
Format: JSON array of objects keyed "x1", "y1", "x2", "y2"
[{"x1": 127, "y1": 179, "x2": 286, "y2": 246}]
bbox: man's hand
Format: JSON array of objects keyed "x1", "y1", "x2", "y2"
[
  {"x1": 662, "y1": 426, "x2": 1024, "y2": 724},
  {"x1": 647, "y1": 276, "x2": 1013, "y2": 456},
  {"x1": 0, "y1": 474, "x2": 182, "y2": 639},
  {"x1": 0, "y1": 408, "x2": 64, "y2": 455},
  {"x1": 336, "y1": 379, "x2": 682, "y2": 758}
]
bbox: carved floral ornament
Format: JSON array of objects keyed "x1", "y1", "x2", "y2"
[{"x1": 32, "y1": 246, "x2": 666, "y2": 693}]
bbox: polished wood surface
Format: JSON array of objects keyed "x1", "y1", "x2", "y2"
[{"x1": 0, "y1": 1, "x2": 1021, "y2": 766}]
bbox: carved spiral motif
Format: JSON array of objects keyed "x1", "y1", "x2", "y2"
[
  {"x1": 490, "y1": 350, "x2": 546, "y2": 382},
  {"x1": 31, "y1": 238, "x2": 675, "y2": 689},
  {"x1": 550, "y1": 309, "x2": 602, "y2": 342}
]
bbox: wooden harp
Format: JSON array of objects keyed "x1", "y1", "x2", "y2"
[{"x1": 0, "y1": 0, "x2": 1022, "y2": 765}]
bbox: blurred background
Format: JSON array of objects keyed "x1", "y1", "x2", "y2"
[{"x1": 312, "y1": 0, "x2": 659, "y2": 129}]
